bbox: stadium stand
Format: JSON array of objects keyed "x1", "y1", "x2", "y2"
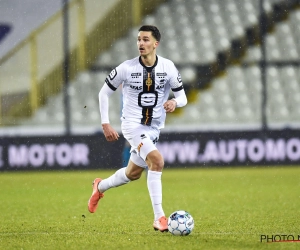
[
  {"x1": 93, "y1": 0, "x2": 300, "y2": 130},
  {"x1": 0, "y1": 0, "x2": 62, "y2": 59},
  {"x1": 2, "y1": 0, "x2": 300, "y2": 131}
]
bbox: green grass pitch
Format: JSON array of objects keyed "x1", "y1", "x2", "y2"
[{"x1": 0, "y1": 167, "x2": 299, "y2": 250}]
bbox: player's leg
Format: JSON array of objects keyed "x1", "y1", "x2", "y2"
[
  {"x1": 88, "y1": 122, "x2": 147, "y2": 213},
  {"x1": 88, "y1": 157, "x2": 144, "y2": 213},
  {"x1": 99, "y1": 159, "x2": 144, "y2": 193},
  {"x1": 132, "y1": 133, "x2": 168, "y2": 232},
  {"x1": 125, "y1": 159, "x2": 145, "y2": 180},
  {"x1": 145, "y1": 150, "x2": 168, "y2": 232},
  {"x1": 121, "y1": 122, "x2": 167, "y2": 231},
  {"x1": 145, "y1": 149, "x2": 164, "y2": 220}
]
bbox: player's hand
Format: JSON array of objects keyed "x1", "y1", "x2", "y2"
[
  {"x1": 163, "y1": 99, "x2": 177, "y2": 113},
  {"x1": 102, "y1": 123, "x2": 120, "y2": 142}
]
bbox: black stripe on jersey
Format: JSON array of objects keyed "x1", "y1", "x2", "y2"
[
  {"x1": 140, "y1": 67, "x2": 156, "y2": 126},
  {"x1": 141, "y1": 107, "x2": 154, "y2": 126},
  {"x1": 172, "y1": 86, "x2": 184, "y2": 92},
  {"x1": 105, "y1": 78, "x2": 117, "y2": 91}
]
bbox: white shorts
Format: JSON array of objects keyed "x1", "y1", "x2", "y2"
[{"x1": 121, "y1": 121, "x2": 160, "y2": 168}]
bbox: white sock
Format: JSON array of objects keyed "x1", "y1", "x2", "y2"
[
  {"x1": 147, "y1": 170, "x2": 165, "y2": 221},
  {"x1": 98, "y1": 167, "x2": 130, "y2": 193}
]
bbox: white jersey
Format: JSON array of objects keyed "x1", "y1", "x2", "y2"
[{"x1": 105, "y1": 55, "x2": 183, "y2": 129}]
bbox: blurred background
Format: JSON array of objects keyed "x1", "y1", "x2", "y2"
[{"x1": 0, "y1": 0, "x2": 299, "y2": 169}]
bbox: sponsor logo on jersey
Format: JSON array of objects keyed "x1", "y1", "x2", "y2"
[
  {"x1": 177, "y1": 73, "x2": 182, "y2": 83},
  {"x1": 138, "y1": 92, "x2": 158, "y2": 108},
  {"x1": 131, "y1": 73, "x2": 141, "y2": 78},
  {"x1": 156, "y1": 72, "x2": 167, "y2": 76},
  {"x1": 156, "y1": 79, "x2": 165, "y2": 90},
  {"x1": 152, "y1": 137, "x2": 158, "y2": 144},
  {"x1": 130, "y1": 85, "x2": 142, "y2": 90},
  {"x1": 108, "y1": 68, "x2": 117, "y2": 80}
]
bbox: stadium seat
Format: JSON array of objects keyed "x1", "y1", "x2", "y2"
[
  {"x1": 242, "y1": 46, "x2": 261, "y2": 63},
  {"x1": 275, "y1": 22, "x2": 299, "y2": 60},
  {"x1": 266, "y1": 34, "x2": 281, "y2": 61},
  {"x1": 236, "y1": 1, "x2": 258, "y2": 27},
  {"x1": 243, "y1": 66, "x2": 262, "y2": 119},
  {"x1": 289, "y1": 10, "x2": 300, "y2": 54}
]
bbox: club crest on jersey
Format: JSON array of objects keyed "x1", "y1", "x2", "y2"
[
  {"x1": 146, "y1": 76, "x2": 152, "y2": 90},
  {"x1": 146, "y1": 78, "x2": 152, "y2": 86}
]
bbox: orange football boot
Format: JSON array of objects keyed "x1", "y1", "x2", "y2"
[
  {"x1": 88, "y1": 178, "x2": 104, "y2": 213},
  {"x1": 153, "y1": 216, "x2": 168, "y2": 232}
]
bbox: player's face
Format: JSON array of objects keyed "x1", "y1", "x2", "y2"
[{"x1": 137, "y1": 31, "x2": 159, "y2": 56}]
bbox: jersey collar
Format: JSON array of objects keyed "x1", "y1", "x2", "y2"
[{"x1": 139, "y1": 55, "x2": 158, "y2": 72}]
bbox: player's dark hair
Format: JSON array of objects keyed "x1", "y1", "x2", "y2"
[{"x1": 139, "y1": 25, "x2": 161, "y2": 42}]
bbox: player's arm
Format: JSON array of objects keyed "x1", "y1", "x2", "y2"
[
  {"x1": 99, "y1": 84, "x2": 120, "y2": 141},
  {"x1": 164, "y1": 63, "x2": 187, "y2": 113},
  {"x1": 164, "y1": 88, "x2": 187, "y2": 113}
]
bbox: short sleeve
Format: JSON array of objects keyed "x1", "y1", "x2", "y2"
[
  {"x1": 104, "y1": 63, "x2": 126, "y2": 91},
  {"x1": 168, "y1": 62, "x2": 184, "y2": 92}
]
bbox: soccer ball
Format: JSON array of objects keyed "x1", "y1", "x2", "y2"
[{"x1": 167, "y1": 210, "x2": 194, "y2": 236}]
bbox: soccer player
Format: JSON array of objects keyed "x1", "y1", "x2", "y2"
[{"x1": 88, "y1": 25, "x2": 187, "y2": 232}]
